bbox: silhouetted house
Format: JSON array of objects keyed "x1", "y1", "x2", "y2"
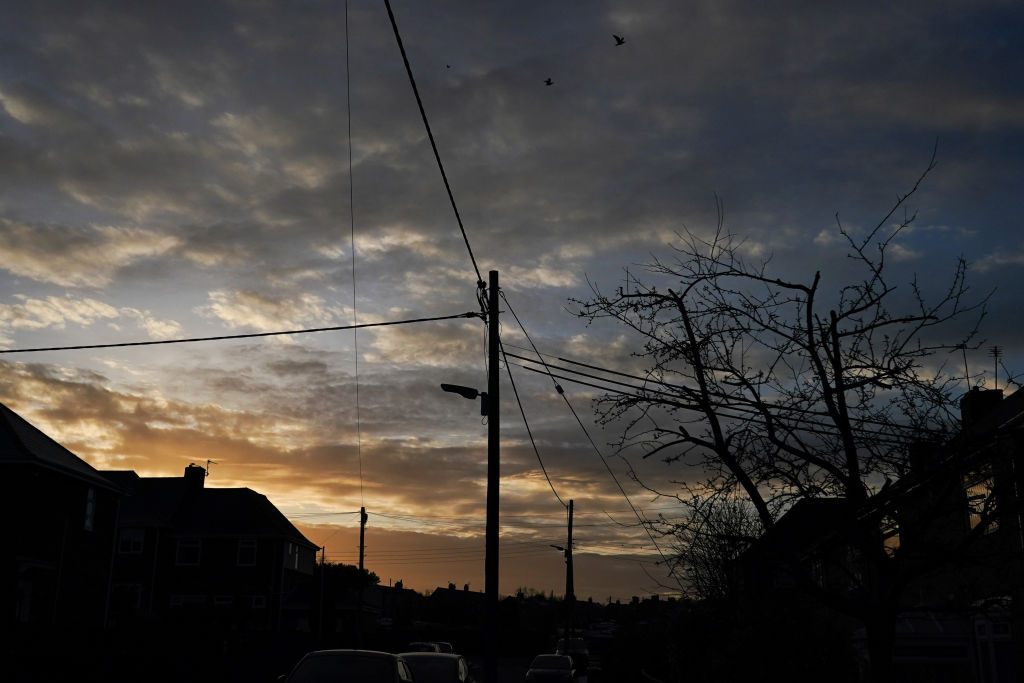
[
  {"x1": 891, "y1": 387, "x2": 1024, "y2": 681},
  {"x1": 733, "y1": 388, "x2": 1024, "y2": 681},
  {"x1": 429, "y1": 582, "x2": 486, "y2": 628},
  {"x1": 104, "y1": 464, "x2": 318, "y2": 632},
  {"x1": 1, "y1": 401, "x2": 121, "y2": 631}
]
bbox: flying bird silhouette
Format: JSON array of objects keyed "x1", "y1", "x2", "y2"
[
  {"x1": 613, "y1": 34, "x2": 625, "y2": 46},
  {"x1": 544, "y1": 78, "x2": 553, "y2": 86}
]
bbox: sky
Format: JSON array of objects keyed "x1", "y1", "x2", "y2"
[{"x1": 1, "y1": 0, "x2": 1022, "y2": 602}]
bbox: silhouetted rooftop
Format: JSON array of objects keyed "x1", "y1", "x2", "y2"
[
  {"x1": 104, "y1": 468, "x2": 317, "y2": 546},
  {"x1": 0, "y1": 400, "x2": 118, "y2": 490}
]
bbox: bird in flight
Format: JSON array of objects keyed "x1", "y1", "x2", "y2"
[
  {"x1": 544, "y1": 78, "x2": 553, "y2": 86},
  {"x1": 613, "y1": 34, "x2": 626, "y2": 46}
]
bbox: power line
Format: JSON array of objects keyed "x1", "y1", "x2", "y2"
[
  {"x1": 504, "y1": 355, "x2": 928, "y2": 446},
  {"x1": 498, "y1": 293, "x2": 686, "y2": 593},
  {"x1": 382, "y1": 0, "x2": 483, "y2": 289},
  {"x1": 0, "y1": 311, "x2": 481, "y2": 355},
  {"x1": 344, "y1": 0, "x2": 365, "y2": 511},
  {"x1": 500, "y1": 339, "x2": 568, "y2": 509}
]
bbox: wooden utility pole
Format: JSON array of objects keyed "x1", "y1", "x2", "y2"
[
  {"x1": 357, "y1": 507, "x2": 367, "y2": 647},
  {"x1": 318, "y1": 545, "x2": 325, "y2": 645},
  {"x1": 485, "y1": 269, "x2": 501, "y2": 683},
  {"x1": 359, "y1": 507, "x2": 367, "y2": 570},
  {"x1": 566, "y1": 499, "x2": 575, "y2": 635}
]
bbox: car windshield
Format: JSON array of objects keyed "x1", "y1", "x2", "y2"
[
  {"x1": 403, "y1": 656, "x2": 457, "y2": 683},
  {"x1": 556, "y1": 638, "x2": 586, "y2": 651},
  {"x1": 531, "y1": 655, "x2": 571, "y2": 670},
  {"x1": 289, "y1": 653, "x2": 396, "y2": 683}
]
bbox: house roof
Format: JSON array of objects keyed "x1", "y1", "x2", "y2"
[
  {"x1": 106, "y1": 469, "x2": 317, "y2": 548},
  {"x1": 742, "y1": 498, "x2": 854, "y2": 560},
  {"x1": 0, "y1": 401, "x2": 119, "y2": 491}
]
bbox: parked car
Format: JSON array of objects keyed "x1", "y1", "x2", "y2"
[
  {"x1": 400, "y1": 652, "x2": 473, "y2": 683},
  {"x1": 406, "y1": 641, "x2": 441, "y2": 652},
  {"x1": 280, "y1": 649, "x2": 414, "y2": 683},
  {"x1": 429, "y1": 641, "x2": 455, "y2": 653},
  {"x1": 525, "y1": 654, "x2": 576, "y2": 683},
  {"x1": 555, "y1": 637, "x2": 589, "y2": 671}
]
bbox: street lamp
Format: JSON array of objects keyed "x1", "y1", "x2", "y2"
[{"x1": 440, "y1": 383, "x2": 488, "y2": 415}]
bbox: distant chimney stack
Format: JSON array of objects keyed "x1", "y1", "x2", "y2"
[
  {"x1": 960, "y1": 387, "x2": 1004, "y2": 434},
  {"x1": 184, "y1": 463, "x2": 206, "y2": 491}
]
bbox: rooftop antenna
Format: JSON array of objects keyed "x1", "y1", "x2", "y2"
[
  {"x1": 958, "y1": 343, "x2": 969, "y2": 388},
  {"x1": 205, "y1": 459, "x2": 218, "y2": 477},
  {"x1": 989, "y1": 346, "x2": 1003, "y2": 390}
]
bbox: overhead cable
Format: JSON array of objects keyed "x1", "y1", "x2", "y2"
[
  {"x1": 344, "y1": 0, "x2": 365, "y2": 510},
  {"x1": 382, "y1": 0, "x2": 483, "y2": 288},
  {"x1": 499, "y1": 339, "x2": 568, "y2": 509},
  {"x1": 0, "y1": 311, "x2": 481, "y2": 355},
  {"x1": 498, "y1": 292, "x2": 685, "y2": 592}
]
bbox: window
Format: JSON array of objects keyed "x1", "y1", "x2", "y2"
[
  {"x1": 112, "y1": 583, "x2": 142, "y2": 610},
  {"x1": 251, "y1": 595, "x2": 266, "y2": 609},
  {"x1": 881, "y1": 515, "x2": 900, "y2": 557},
  {"x1": 965, "y1": 469, "x2": 998, "y2": 534},
  {"x1": 214, "y1": 595, "x2": 234, "y2": 607},
  {"x1": 809, "y1": 557, "x2": 825, "y2": 588},
  {"x1": 176, "y1": 538, "x2": 201, "y2": 566},
  {"x1": 84, "y1": 487, "x2": 96, "y2": 531},
  {"x1": 118, "y1": 528, "x2": 144, "y2": 554},
  {"x1": 170, "y1": 594, "x2": 206, "y2": 609},
  {"x1": 237, "y1": 539, "x2": 257, "y2": 566}
]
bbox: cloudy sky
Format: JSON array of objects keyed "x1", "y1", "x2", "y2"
[{"x1": 1, "y1": 0, "x2": 1022, "y2": 601}]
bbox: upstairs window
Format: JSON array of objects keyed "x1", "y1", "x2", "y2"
[
  {"x1": 84, "y1": 487, "x2": 96, "y2": 531},
  {"x1": 118, "y1": 528, "x2": 144, "y2": 554},
  {"x1": 237, "y1": 539, "x2": 257, "y2": 566},
  {"x1": 880, "y1": 515, "x2": 900, "y2": 557},
  {"x1": 176, "y1": 538, "x2": 201, "y2": 566},
  {"x1": 965, "y1": 469, "x2": 998, "y2": 534}
]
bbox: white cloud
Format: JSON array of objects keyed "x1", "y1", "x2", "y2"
[
  {"x1": 0, "y1": 295, "x2": 119, "y2": 331},
  {"x1": 975, "y1": 246, "x2": 1024, "y2": 272},
  {"x1": 195, "y1": 289, "x2": 345, "y2": 332},
  {"x1": 888, "y1": 243, "x2": 921, "y2": 262},
  {"x1": 120, "y1": 308, "x2": 184, "y2": 339},
  {"x1": 355, "y1": 227, "x2": 449, "y2": 262},
  {"x1": 0, "y1": 295, "x2": 183, "y2": 343},
  {"x1": 0, "y1": 221, "x2": 180, "y2": 287}
]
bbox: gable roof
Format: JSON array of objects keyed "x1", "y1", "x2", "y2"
[
  {"x1": 0, "y1": 401, "x2": 118, "y2": 491},
  {"x1": 106, "y1": 470, "x2": 317, "y2": 548}
]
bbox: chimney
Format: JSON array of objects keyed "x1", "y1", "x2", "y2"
[
  {"x1": 184, "y1": 463, "x2": 206, "y2": 491},
  {"x1": 960, "y1": 387, "x2": 1004, "y2": 435}
]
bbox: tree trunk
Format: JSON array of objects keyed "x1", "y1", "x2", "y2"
[{"x1": 863, "y1": 610, "x2": 896, "y2": 683}]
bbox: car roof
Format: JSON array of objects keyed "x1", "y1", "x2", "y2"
[
  {"x1": 304, "y1": 649, "x2": 402, "y2": 660},
  {"x1": 400, "y1": 652, "x2": 460, "y2": 660}
]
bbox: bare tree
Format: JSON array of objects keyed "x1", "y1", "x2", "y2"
[
  {"x1": 657, "y1": 484, "x2": 762, "y2": 601},
  {"x1": 572, "y1": 155, "x2": 988, "y2": 682}
]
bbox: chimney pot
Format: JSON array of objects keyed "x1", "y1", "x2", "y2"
[{"x1": 184, "y1": 463, "x2": 206, "y2": 490}]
